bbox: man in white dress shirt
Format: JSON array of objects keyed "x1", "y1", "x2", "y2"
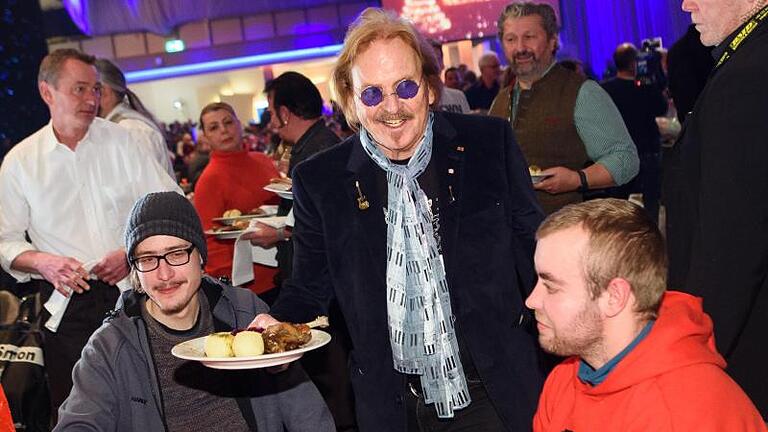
[
  {"x1": 0, "y1": 48, "x2": 180, "y2": 416},
  {"x1": 95, "y1": 58, "x2": 175, "y2": 178}
]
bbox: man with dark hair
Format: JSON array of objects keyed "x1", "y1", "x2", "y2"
[
  {"x1": 95, "y1": 58, "x2": 174, "y2": 177},
  {"x1": 527, "y1": 199, "x2": 765, "y2": 431},
  {"x1": 429, "y1": 39, "x2": 471, "y2": 114},
  {"x1": 668, "y1": 0, "x2": 768, "y2": 417},
  {"x1": 0, "y1": 48, "x2": 179, "y2": 415},
  {"x1": 444, "y1": 67, "x2": 463, "y2": 90},
  {"x1": 55, "y1": 191, "x2": 334, "y2": 431},
  {"x1": 252, "y1": 7, "x2": 545, "y2": 431},
  {"x1": 248, "y1": 71, "x2": 339, "y2": 282},
  {"x1": 601, "y1": 43, "x2": 668, "y2": 224},
  {"x1": 489, "y1": 2, "x2": 638, "y2": 215},
  {"x1": 246, "y1": 72, "x2": 354, "y2": 430}
]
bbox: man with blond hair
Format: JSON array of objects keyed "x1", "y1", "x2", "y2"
[
  {"x1": 526, "y1": 199, "x2": 765, "y2": 431},
  {"x1": 252, "y1": 7, "x2": 545, "y2": 431}
]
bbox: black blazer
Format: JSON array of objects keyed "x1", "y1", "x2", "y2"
[
  {"x1": 667, "y1": 16, "x2": 768, "y2": 415},
  {"x1": 271, "y1": 112, "x2": 545, "y2": 431}
]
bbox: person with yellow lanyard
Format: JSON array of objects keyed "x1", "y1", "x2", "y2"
[{"x1": 667, "y1": 0, "x2": 768, "y2": 419}]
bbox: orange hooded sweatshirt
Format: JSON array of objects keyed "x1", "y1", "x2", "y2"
[{"x1": 533, "y1": 291, "x2": 766, "y2": 432}]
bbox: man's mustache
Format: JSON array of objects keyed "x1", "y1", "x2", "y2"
[
  {"x1": 375, "y1": 111, "x2": 414, "y2": 122},
  {"x1": 514, "y1": 51, "x2": 536, "y2": 61}
]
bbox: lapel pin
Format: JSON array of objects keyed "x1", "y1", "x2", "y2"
[
  {"x1": 456, "y1": 146, "x2": 465, "y2": 152},
  {"x1": 355, "y1": 180, "x2": 370, "y2": 210},
  {"x1": 448, "y1": 168, "x2": 455, "y2": 175}
]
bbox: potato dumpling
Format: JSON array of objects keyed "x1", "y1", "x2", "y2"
[
  {"x1": 204, "y1": 332, "x2": 234, "y2": 357},
  {"x1": 222, "y1": 209, "x2": 242, "y2": 218},
  {"x1": 233, "y1": 331, "x2": 265, "y2": 357}
]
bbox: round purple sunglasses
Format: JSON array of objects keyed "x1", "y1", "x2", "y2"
[{"x1": 359, "y1": 79, "x2": 421, "y2": 107}]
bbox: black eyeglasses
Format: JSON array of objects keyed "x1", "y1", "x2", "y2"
[
  {"x1": 358, "y1": 79, "x2": 421, "y2": 107},
  {"x1": 130, "y1": 246, "x2": 194, "y2": 273}
]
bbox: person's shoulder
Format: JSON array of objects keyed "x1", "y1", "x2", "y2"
[
  {"x1": 88, "y1": 118, "x2": 137, "y2": 151},
  {"x1": 651, "y1": 363, "x2": 766, "y2": 429},
  {"x1": 2, "y1": 125, "x2": 49, "y2": 163},
  {"x1": 437, "y1": 110, "x2": 508, "y2": 132},
  {"x1": 118, "y1": 117, "x2": 156, "y2": 134},
  {"x1": 210, "y1": 277, "x2": 269, "y2": 316},
  {"x1": 91, "y1": 117, "x2": 131, "y2": 137},
  {"x1": 295, "y1": 135, "x2": 356, "y2": 176},
  {"x1": 314, "y1": 121, "x2": 342, "y2": 143},
  {"x1": 653, "y1": 362, "x2": 751, "y2": 402},
  {"x1": 442, "y1": 87, "x2": 466, "y2": 98},
  {"x1": 599, "y1": 76, "x2": 620, "y2": 87},
  {"x1": 83, "y1": 314, "x2": 134, "y2": 359},
  {"x1": 247, "y1": 150, "x2": 276, "y2": 165},
  {"x1": 545, "y1": 357, "x2": 579, "y2": 384},
  {"x1": 538, "y1": 357, "x2": 579, "y2": 406}
]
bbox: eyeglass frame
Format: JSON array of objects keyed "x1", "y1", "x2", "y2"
[
  {"x1": 130, "y1": 245, "x2": 195, "y2": 273},
  {"x1": 355, "y1": 78, "x2": 423, "y2": 107}
]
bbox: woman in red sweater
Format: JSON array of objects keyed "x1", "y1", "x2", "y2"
[{"x1": 194, "y1": 102, "x2": 280, "y2": 295}]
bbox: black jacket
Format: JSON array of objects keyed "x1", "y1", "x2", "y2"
[
  {"x1": 270, "y1": 112, "x2": 545, "y2": 431},
  {"x1": 667, "y1": 12, "x2": 768, "y2": 416},
  {"x1": 276, "y1": 119, "x2": 340, "y2": 287}
]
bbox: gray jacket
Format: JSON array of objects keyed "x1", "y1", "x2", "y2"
[{"x1": 55, "y1": 277, "x2": 334, "y2": 431}]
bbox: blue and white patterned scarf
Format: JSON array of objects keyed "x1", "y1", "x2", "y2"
[{"x1": 359, "y1": 113, "x2": 471, "y2": 418}]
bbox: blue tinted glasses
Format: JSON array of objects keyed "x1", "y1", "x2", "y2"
[{"x1": 359, "y1": 79, "x2": 421, "y2": 107}]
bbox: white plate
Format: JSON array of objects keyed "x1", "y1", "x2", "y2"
[
  {"x1": 264, "y1": 183, "x2": 293, "y2": 200},
  {"x1": 212, "y1": 205, "x2": 278, "y2": 225},
  {"x1": 531, "y1": 174, "x2": 554, "y2": 184},
  {"x1": 204, "y1": 229, "x2": 245, "y2": 240},
  {"x1": 171, "y1": 329, "x2": 332, "y2": 370}
]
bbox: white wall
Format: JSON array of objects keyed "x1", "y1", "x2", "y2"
[{"x1": 128, "y1": 56, "x2": 337, "y2": 125}]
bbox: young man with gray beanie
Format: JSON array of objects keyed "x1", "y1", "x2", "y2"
[{"x1": 55, "y1": 192, "x2": 334, "y2": 431}]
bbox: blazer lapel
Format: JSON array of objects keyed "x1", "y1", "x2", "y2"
[
  {"x1": 346, "y1": 137, "x2": 388, "y2": 283},
  {"x1": 431, "y1": 113, "x2": 465, "y2": 275},
  {"x1": 343, "y1": 114, "x2": 467, "y2": 285}
]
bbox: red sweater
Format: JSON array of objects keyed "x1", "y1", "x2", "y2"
[
  {"x1": 534, "y1": 291, "x2": 766, "y2": 432},
  {"x1": 193, "y1": 150, "x2": 280, "y2": 294}
]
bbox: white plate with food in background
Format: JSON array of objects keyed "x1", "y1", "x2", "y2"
[
  {"x1": 171, "y1": 329, "x2": 331, "y2": 369},
  {"x1": 212, "y1": 205, "x2": 278, "y2": 225},
  {"x1": 263, "y1": 183, "x2": 293, "y2": 200},
  {"x1": 204, "y1": 229, "x2": 245, "y2": 240}
]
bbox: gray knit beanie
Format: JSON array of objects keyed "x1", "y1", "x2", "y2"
[{"x1": 124, "y1": 191, "x2": 207, "y2": 264}]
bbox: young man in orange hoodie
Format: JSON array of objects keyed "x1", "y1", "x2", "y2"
[{"x1": 526, "y1": 198, "x2": 766, "y2": 431}]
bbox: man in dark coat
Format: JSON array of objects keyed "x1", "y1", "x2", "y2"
[
  {"x1": 668, "y1": 0, "x2": 768, "y2": 418},
  {"x1": 245, "y1": 71, "x2": 356, "y2": 431},
  {"x1": 253, "y1": 7, "x2": 545, "y2": 432}
]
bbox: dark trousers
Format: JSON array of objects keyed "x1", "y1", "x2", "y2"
[
  {"x1": 299, "y1": 301, "x2": 358, "y2": 431},
  {"x1": 39, "y1": 281, "x2": 119, "y2": 416},
  {"x1": 405, "y1": 376, "x2": 506, "y2": 432},
  {"x1": 637, "y1": 152, "x2": 662, "y2": 225}
]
